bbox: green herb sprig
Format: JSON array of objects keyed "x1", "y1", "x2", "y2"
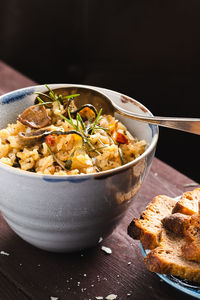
[
  {"x1": 46, "y1": 143, "x2": 65, "y2": 170},
  {"x1": 91, "y1": 108, "x2": 102, "y2": 135},
  {"x1": 58, "y1": 108, "x2": 107, "y2": 155},
  {"x1": 37, "y1": 85, "x2": 113, "y2": 157},
  {"x1": 35, "y1": 84, "x2": 80, "y2": 108}
]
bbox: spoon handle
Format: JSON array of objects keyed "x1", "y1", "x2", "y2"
[{"x1": 116, "y1": 109, "x2": 200, "y2": 135}]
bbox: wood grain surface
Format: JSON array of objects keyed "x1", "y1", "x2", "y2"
[
  {"x1": 0, "y1": 61, "x2": 199, "y2": 300},
  {"x1": 0, "y1": 61, "x2": 35, "y2": 94}
]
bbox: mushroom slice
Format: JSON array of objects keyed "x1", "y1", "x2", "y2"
[
  {"x1": 18, "y1": 105, "x2": 51, "y2": 129},
  {"x1": 18, "y1": 127, "x2": 52, "y2": 147}
]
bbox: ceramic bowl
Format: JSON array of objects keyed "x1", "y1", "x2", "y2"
[{"x1": 0, "y1": 84, "x2": 158, "y2": 252}]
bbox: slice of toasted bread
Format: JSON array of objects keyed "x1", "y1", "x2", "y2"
[
  {"x1": 172, "y1": 188, "x2": 200, "y2": 215},
  {"x1": 161, "y1": 213, "x2": 190, "y2": 236},
  {"x1": 182, "y1": 214, "x2": 200, "y2": 263},
  {"x1": 128, "y1": 188, "x2": 200, "y2": 283},
  {"x1": 144, "y1": 230, "x2": 200, "y2": 283},
  {"x1": 128, "y1": 195, "x2": 176, "y2": 249}
]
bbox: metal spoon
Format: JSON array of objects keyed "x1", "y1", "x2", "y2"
[
  {"x1": 109, "y1": 102, "x2": 200, "y2": 135},
  {"x1": 40, "y1": 86, "x2": 200, "y2": 135}
]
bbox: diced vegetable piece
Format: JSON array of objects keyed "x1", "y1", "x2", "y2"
[{"x1": 116, "y1": 132, "x2": 129, "y2": 144}]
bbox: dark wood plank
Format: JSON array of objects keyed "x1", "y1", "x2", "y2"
[
  {"x1": 0, "y1": 61, "x2": 199, "y2": 299},
  {"x1": 0, "y1": 271, "x2": 30, "y2": 300},
  {"x1": 0, "y1": 60, "x2": 35, "y2": 95}
]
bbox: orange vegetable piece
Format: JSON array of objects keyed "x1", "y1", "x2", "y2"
[
  {"x1": 116, "y1": 132, "x2": 129, "y2": 144},
  {"x1": 46, "y1": 135, "x2": 54, "y2": 146}
]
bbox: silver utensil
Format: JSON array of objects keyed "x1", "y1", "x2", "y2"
[
  {"x1": 41, "y1": 87, "x2": 200, "y2": 135},
  {"x1": 111, "y1": 102, "x2": 200, "y2": 135}
]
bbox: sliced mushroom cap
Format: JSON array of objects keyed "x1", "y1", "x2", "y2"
[
  {"x1": 18, "y1": 105, "x2": 51, "y2": 129},
  {"x1": 18, "y1": 127, "x2": 52, "y2": 147}
]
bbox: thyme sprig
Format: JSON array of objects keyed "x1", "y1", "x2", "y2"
[
  {"x1": 37, "y1": 85, "x2": 111, "y2": 157},
  {"x1": 59, "y1": 111, "x2": 78, "y2": 131},
  {"x1": 118, "y1": 147, "x2": 124, "y2": 165},
  {"x1": 77, "y1": 113, "x2": 86, "y2": 131},
  {"x1": 38, "y1": 101, "x2": 53, "y2": 107},
  {"x1": 91, "y1": 108, "x2": 102, "y2": 134},
  {"x1": 88, "y1": 145, "x2": 108, "y2": 152},
  {"x1": 36, "y1": 96, "x2": 51, "y2": 108},
  {"x1": 58, "y1": 107, "x2": 107, "y2": 155},
  {"x1": 62, "y1": 94, "x2": 80, "y2": 100},
  {"x1": 35, "y1": 84, "x2": 80, "y2": 108},
  {"x1": 46, "y1": 143, "x2": 65, "y2": 170},
  {"x1": 59, "y1": 112, "x2": 100, "y2": 155}
]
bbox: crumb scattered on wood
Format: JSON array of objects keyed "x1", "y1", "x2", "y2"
[
  {"x1": 101, "y1": 245, "x2": 112, "y2": 254},
  {"x1": 0, "y1": 251, "x2": 9, "y2": 256},
  {"x1": 183, "y1": 183, "x2": 199, "y2": 187},
  {"x1": 105, "y1": 294, "x2": 117, "y2": 300},
  {"x1": 98, "y1": 236, "x2": 103, "y2": 243}
]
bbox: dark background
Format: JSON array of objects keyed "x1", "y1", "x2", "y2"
[{"x1": 0, "y1": 0, "x2": 199, "y2": 182}]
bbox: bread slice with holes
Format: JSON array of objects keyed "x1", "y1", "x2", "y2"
[
  {"x1": 144, "y1": 230, "x2": 200, "y2": 283},
  {"x1": 182, "y1": 213, "x2": 200, "y2": 263},
  {"x1": 172, "y1": 188, "x2": 200, "y2": 215},
  {"x1": 128, "y1": 195, "x2": 177, "y2": 249}
]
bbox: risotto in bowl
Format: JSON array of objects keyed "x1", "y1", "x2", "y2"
[{"x1": 0, "y1": 84, "x2": 158, "y2": 252}]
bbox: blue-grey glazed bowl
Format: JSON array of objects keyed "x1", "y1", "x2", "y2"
[{"x1": 0, "y1": 84, "x2": 158, "y2": 252}]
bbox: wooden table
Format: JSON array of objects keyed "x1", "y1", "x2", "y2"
[{"x1": 0, "y1": 61, "x2": 199, "y2": 300}]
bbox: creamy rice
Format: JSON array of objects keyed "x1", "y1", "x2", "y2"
[{"x1": 0, "y1": 88, "x2": 146, "y2": 175}]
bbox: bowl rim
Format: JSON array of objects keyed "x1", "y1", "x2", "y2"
[{"x1": 0, "y1": 84, "x2": 159, "y2": 179}]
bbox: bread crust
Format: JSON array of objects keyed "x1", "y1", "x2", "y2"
[
  {"x1": 144, "y1": 231, "x2": 200, "y2": 283},
  {"x1": 128, "y1": 195, "x2": 176, "y2": 249},
  {"x1": 145, "y1": 249, "x2": 200, "y2": 283},
  {"x1": 162, "y1": 213, "x2": 190, "y2": 236},
  {"x1": 182, "y1": 214, "x2": 200, "y2": 262},
  {"x1": 128, "y1": 188, "x2": 200, "y2": 283},
  {"x1": 172, "y1": 188, "x2": 200, "y2": 215}
]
